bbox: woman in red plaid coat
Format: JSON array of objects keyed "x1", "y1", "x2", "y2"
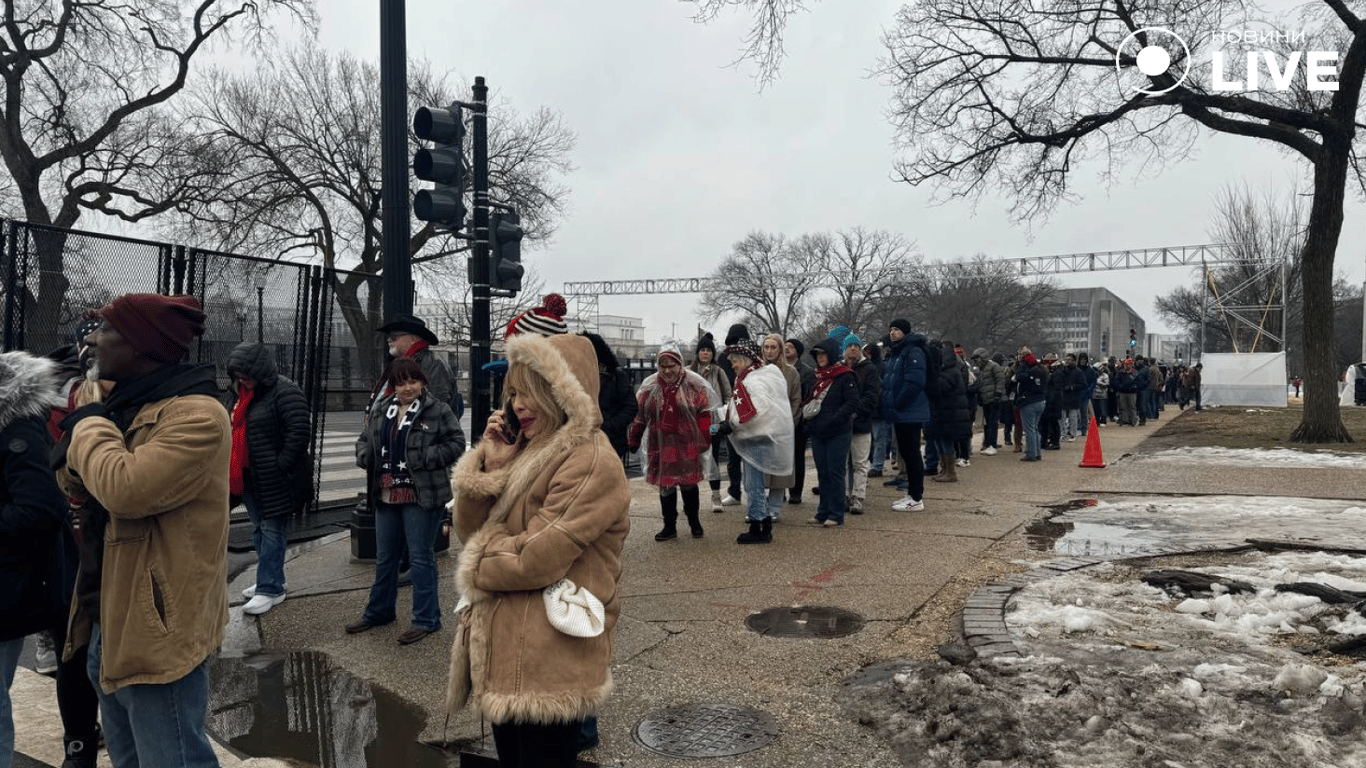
[{"x1": 628, "y1": 344, "x2": 719, "y2": 542}]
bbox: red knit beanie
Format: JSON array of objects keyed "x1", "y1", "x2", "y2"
[
  {"x1": 100, "y1": 293, "x2": 207, "y2": 363},
  {"x1": 505, "y1": 293, "x2": 569, "y2": 338}
]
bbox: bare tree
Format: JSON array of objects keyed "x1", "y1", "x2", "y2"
[
  {"x1": 806, "y1": 227, "x2": 921, "y2": 336},
  {"x1": 690, "y1": 0, "x2": 810, "y2": 84},
  {"x1": 876, "y1": 255, "x2": 1061, "y2": 353},
  {"x1": 701, "y1": 0, "x2": 1366, "y2": 441},
  {"x1": 879, "y1": 2, "x2": 1364, "y2": 441},
  {"x1": 0, "y1": 0, "x2": 314, "y2": 331},
  {"x1": 168, "y1": 46, "x2": 575, "y2": 378},
  {"x1": 698, "y1": 231, "x2": 827, "y2": 336}
]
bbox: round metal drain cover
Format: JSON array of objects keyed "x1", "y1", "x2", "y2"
[
  {"x1": 745, "y1": 605, "x2": 865, "y2": 638},
  {"x1": 634, "y1": 703, "x2": 779, "y2": 758}
]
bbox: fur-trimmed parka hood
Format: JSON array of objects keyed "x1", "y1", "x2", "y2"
[
  {"x1": 505, "y1": 333, "x2": 602, "y2": 431},
  {"x1": 0, "y1": 351, "x2": 63, "y2": 433}
]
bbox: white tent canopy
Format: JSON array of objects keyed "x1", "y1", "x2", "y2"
[{"x1": 1200, "y1": 352, "x2": 1287, "y2": 407}]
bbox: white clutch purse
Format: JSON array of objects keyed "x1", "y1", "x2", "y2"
[{"x1": 543, "y1": 578, "x2": 605, "y2": 637}]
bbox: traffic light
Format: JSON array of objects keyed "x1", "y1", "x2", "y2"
[
  {"x1": 489, "y1": 209, "x2": 525, "y2": 295},
  {"x1": 412, "y1": 106, "x2": 466, "y2": 230},
  {"x1": 1129, "y1": 328, "x2": 1137, "y2": 347}
]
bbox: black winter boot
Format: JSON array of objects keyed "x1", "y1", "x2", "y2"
[
  {"x1": 681, "y1": 486, "x2": 704, "y2": 538},
  {"x1": 759, "y1": 518, "x2": 773, "y2": 543},
  {"x1": 655, "y1": 490, "x2": 678, "y2": 541},
  {"x1": 62, "y1": 729, "x2": 101, "y2": 768},
  {"x1": 737, "y1": 519, "x2": 765, "y2": 544}
]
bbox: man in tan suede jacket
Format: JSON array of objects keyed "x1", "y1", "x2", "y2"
[{"x1": 55, "y1": 293, "x2": 229, "y2": 768}]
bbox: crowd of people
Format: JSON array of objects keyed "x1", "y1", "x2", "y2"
[
  {"x1": 618, "y1": 320, "x2": 1208, "y2": 539},
  {"x1": 1, "y1": 286, "x2": 1213, "y2": 768}
]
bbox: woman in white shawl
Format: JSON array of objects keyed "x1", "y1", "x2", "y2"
[{"x1": 718, "y1": 339, "x2": 795, "y2": 544}]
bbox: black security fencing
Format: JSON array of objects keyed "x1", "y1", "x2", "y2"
[{"x1": 0, "y1": 219, "x2": 386, "y2": 513}]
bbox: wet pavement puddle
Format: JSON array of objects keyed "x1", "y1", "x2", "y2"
[{"x1": 208, "y1": 650, "x2": 448, "y2": 767}]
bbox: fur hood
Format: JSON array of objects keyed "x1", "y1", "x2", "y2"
[
  {"x1": 0, "y1": 351, "x2": 63, "y2": 433},
  {"x1": 450, "y1": 333, "x2": 602, "y2": 514}
]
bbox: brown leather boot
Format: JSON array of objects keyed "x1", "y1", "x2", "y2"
[{"x1": 932, "y1": 461, "x2": 958, "y2": 482}]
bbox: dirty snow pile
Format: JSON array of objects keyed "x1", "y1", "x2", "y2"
[
  {"x1": 840, "y1": 549, "x2": 1366, "y2": 768},
  {"x1": 1039, "y1": 495, "x2": 1366, "y2": 557},
  {"x1": 1139, "y1": 446, "x2": 1366, "y2": 469}
]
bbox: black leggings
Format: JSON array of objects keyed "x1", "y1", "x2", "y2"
[
  {"x1": 50, "y1": 618, "x2": 99, "y2": 739},
  {"x1": 491, "y1": 720, "x2": 583, "y2": 768}
]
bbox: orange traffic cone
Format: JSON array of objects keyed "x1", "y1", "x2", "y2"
[{"x1": 1079, "y1": 414, "x2": 1106, "y2": 468}]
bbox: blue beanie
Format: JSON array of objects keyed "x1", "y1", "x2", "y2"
[
  {"x1": 827, "y1": 325, "x2": 851, "y2": 341},
  {"x1": 842, "y1": 332, "x2": 862, "y2": 350}
]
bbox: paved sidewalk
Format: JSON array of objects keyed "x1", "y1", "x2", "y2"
[{"x1": 18, "y1": 410, "x2": 1364, "y2": 767}]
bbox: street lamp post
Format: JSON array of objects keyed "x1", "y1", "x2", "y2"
[{"x1": 255, "y1": 274, "x2": 267, "y2": 343}]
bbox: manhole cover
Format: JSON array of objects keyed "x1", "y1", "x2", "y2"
[
  {"x1": 634, "y1": 703, "x2": 779, "y2": 758},
  {"x1": 745, "y1": 605, "x2": 865, "y2": 638}
]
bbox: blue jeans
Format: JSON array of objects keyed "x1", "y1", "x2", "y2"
[
  {"x1": 1021, "y1": 400, "x2": 1045, "y2": 459},
  {"x1": 243, "y1": 481, "x2": 288, "y2": 598},
  {"x1": 0, "y1": 637, "x2": 23, "y2": 768},
  {"x1": 811, "y1": 430, "x2": 852, "y2": 524},
  {"x1": 364, "y1": 502, "x2": 442, "y2": 631},
  {"x1": 1061, "y1": 408, "x2": 1080, "y2": 438},
  {"x1": 87, "y1": 625, "x2": 220, "y2": 768},
  {"x1": 740, "y1": 461, "x2": 784, "y2": 523},
  {"x1": 869, "y1": 420, "x2": 891, "y2": 471},
  {"x1": 1092, "y1": 397, "x2": 1108, "y2": 425}
]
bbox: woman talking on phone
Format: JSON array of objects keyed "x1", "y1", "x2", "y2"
[
  {"x1": 447, "y1": 333, "x2": 631, "y2": 768},
  {"x1": 349, "y1": 358, "x2": 465, "y2": 645}
]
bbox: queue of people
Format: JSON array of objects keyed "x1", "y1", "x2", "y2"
[{"x1": 3, "y1": 288, "x2": 1213, "y2": 768}]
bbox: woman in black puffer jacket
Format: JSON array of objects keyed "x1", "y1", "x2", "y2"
[
  {"x1": 222, "y1": 343, "x2": 313, "y2": 616},
  {"x1": 924, "y1": 342, "x2": 971, "y2": 482}
]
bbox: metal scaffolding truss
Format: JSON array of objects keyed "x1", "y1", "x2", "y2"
[{"x1": 564, "y1": 243, "x2": 1288, "y2": 347}]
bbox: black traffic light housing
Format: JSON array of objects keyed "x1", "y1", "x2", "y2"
[
  {"x1": 412, "y1": 106, "x2": 466, "y2": 230},
  {"x1": 1129, "y1": 328, "x2": 1137, "y2": 347},
  {"x1": 489, "y1": 209, "x2": 525, "y2": 295}
]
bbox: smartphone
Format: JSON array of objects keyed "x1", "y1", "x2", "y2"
[{"x1": 500, "y1": 409, "x2": 522, "y2": 443}]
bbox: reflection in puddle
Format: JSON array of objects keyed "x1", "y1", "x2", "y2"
[
  {"x1": 1025, "y1": 498, "x2": 1171, "y2": 557},
  {"x1": 208, "y1": 651, "x2": 448, "y2": 768}
]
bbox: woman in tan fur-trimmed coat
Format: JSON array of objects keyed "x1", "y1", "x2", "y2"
[{"x1": 447, "y1": 333, "x2": 631, "y2": 766}]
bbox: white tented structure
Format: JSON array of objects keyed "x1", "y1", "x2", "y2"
[
  {"x1": 1200, "y1": 352, "x2": 1287, "y2": 407},
  {"x1": 1339, "y1": 362, "x2": 1366, "y2": 406}
]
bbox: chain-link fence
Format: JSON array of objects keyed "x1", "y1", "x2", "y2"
[{"x1": 0, "y1": 218, "x2": 385, "y2": 513}]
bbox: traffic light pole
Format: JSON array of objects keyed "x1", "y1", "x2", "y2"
[
  {"x1": 470, "y1": 76, "x2": 492, "y2": 440},
  {"x1": 379, "y1": 0, "x2": 411, "y2": 317}
]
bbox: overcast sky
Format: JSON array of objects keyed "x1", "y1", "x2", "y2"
[{"x1": 317, "y1": 0, "x2": 1366, "y2": 343}]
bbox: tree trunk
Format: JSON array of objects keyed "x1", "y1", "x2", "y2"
[{"x1": 1290, "y1": 142, "x2": 1353, "y2": 443}]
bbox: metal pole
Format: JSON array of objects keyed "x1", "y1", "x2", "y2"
[
  {"x1": 379, "y1": 0, "x2": 412, "y2": 319},
  {"x1": 470, "y1": 76, "x2": 492, "y2": 439},
  {"x1": 256, "y1": 286, "x2": 265, "y2": 343},
  {"x1": 1199, "y1": 259, "x2": 1207, "y2": 363}
]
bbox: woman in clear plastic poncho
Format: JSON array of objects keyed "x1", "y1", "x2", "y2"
[
  {"x1": 627, "y1": 344, "x2": 720, "y2": 541},
  {"x1": 718, "y1": 339, "x2": 794, "y2": 544}
]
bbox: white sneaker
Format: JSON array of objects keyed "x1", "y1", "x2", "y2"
[
  {"x1": 243, "y1": 593, "x2": 287, "y2": 616},
  {"x1": 980, "y1": 446, "x2": 998, "y2": 456},
  {"x1": 1067, "y1": 435, "x2": 1077, "y2": 442},
  {"x1": 242, "y1": 583, "x2": 287, "y2": 599},
  {"x1": 33, "y1": 631, "x2": 57, "y2": 675},
  {"x1": 955, "y1": 458, "x2": 970, "y2": 468},
  {"x1": 892, "y1": 496, "x2": 925, "y2": 512},
  {"x1": 720, "y1": 494, "x2": 741, "y2": 506}
]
